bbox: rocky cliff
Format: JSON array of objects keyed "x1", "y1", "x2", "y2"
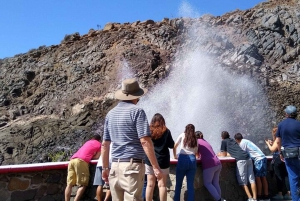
[{"x1": 1, "y1": 0, "x2": 300, "y2": 165}]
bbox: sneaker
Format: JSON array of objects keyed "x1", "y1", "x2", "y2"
[
  {"x1": 261, "y1": 195, "x2": 270, "y2": 201},
  {"x1": 221, "y1": 199, "x2": 226, "y2": 201},
  {"x1": 247, "y1": 198, "x2": 254, "y2": 201},
  {"x1": 103, "y1": 182, "x2": 110, "y2": 189},
  {"x1": 283, "y1": 194, "x2": 292, "y2": 200},
  {"x1": 272, "y1": 194, "x2": 283, "y2": 200}
]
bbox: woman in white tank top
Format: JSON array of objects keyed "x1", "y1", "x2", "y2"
[{"x1": 173, "y1": 124, "x2": 198, "y2": 201}]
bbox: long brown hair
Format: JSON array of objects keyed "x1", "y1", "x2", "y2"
[
  {"x1": 183, "y1": 124, "x2": 197, "y2": 148},
  {"x1": 272, "y1": 127, "x2": 278, "y2": 141},
  {"x1": 150, "y1": 113, "x2": 167, "y2": 140}
]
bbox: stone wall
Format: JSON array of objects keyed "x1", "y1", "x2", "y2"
[{"x1": 0, "y1": 160, "x2": 276, "y2": 201}]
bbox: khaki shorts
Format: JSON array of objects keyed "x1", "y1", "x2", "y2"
[
  {"x1": 145, "y1": 164, "x2": 170, "y2": 175},
  {"x1": 109, "y1": 161, "x2": 145, "y2": 201},
  {"x1": 67, "y1": 158, "x2": 89, "y2": 186}
]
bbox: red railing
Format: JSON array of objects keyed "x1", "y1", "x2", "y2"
[{"x1": 0, "y1": 156, "x2": 272, "y2": 174}]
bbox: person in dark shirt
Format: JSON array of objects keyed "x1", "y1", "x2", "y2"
[
  {"x1": 145, "y1": 113, "x2": 175, "y2": 201},
  {"x1": 217, "y1": 131, "x2": 257, "y2": 201},
  {"x1": 273, "y1": 105, "x2": 300, "y2": 201}
]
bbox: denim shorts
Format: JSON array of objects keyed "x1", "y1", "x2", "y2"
[
  {"x1": 254, "y1": 158, "x2": 267, "y2": 177},
  {"x1": 93, "y1": 166, "x2": 104, "y2": 186}
]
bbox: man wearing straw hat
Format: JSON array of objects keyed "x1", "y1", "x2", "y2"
[{"x1": 101, "y1": 78, "x2": 162, "y2": 201}]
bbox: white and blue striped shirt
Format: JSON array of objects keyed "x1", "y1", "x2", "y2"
[{"x1": 103, "y1": 101, "x2": 151, "y2": 159}]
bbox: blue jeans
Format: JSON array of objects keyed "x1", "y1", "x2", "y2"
[
  {"x1": 285, "y1": 157, "x2": 300, "y2": 201},
  {"x1": 174, "y1": 154, "x2": 197, "y2": 201}
]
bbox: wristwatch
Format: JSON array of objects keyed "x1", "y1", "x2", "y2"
[{"x1": 102, "y1": 167, "x2": 109, "y2": 170}]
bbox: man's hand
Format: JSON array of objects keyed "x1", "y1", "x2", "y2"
[
  {"x1": 153, "y1": 167, "x2": 163, "y2": 180},
  {"x1": 102, "y1": 169, "x2": 109, "y2": 183}
]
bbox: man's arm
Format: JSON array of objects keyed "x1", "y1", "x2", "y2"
[
  {"x1": 218, "y1": 140, "x2": 229, "y2": 156},
  {"x1": 101, "y1": 140, "x2": 111, "y2": 182},
  {"x1": 140, "y1": 136, "x2": 162, "y2": 180},
  {"x1": 217, "y1": 151, "x2": 228, "y2": 157}
]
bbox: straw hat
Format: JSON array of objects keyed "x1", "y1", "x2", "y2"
[{"x1": 115, "y1": 78, "x2": 147, "y2": 100}]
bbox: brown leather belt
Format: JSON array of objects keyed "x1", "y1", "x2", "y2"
[{"x1": 112, "y1": 158, "x2": 144, "y2": 163}]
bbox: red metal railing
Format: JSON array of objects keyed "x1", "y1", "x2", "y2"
[{"x1": 0, "y1": 156, "x2": 272, "y2": 174}]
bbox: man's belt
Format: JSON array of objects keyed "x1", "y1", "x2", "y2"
[{"x1": 112, "y1": 158, "x2": 144, "y2": 163}]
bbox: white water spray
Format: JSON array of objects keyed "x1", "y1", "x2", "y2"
[{"x1": 138, "y1": 2, "x2": 271, "y2": 153}]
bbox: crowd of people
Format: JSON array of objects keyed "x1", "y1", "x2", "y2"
[{"x1": 64, "y1": 78, "x2": 300, "y2": 201}]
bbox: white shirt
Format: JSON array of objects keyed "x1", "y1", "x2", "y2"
[
  {"x1": 239, "y1": 139, "x2": 265, "y2": 161},
  {"x1": 96, "y1": 143, "x2": 112, "y2": 167},
  {"x1": 175, "y1": 133, "x2": 198, "y2": 155}
]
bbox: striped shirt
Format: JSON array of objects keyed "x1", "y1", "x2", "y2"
[{"x1": 103, "y1": 101, "x2": 151, "y2": 159}]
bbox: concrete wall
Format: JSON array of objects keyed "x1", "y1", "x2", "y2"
[{"x1": 0, "y1": 159, "x2": 276, "y2": 201}]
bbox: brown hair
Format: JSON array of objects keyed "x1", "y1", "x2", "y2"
[
  {"x1": 195, "y1": 131, "x2": 203, "y2": 139},
  {"x1": 272, "y1": 127, "x2": 278, "y2": 141},
  {"x1": 150, "y1": 113, "x2": 167, "y2": 140},
  {"x1": 221, "y1": 131, "x2": 230, "y2": 139},
  {"x1": 183, "y1": 124, "x2": 197, "y2": 148},
  {"x1": 234, "y1": 133, "x2": 243, "y2": 141}
]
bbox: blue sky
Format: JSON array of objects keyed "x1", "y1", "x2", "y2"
[{"x1": 0, "y1": 0, "x2": 265, "y2": 59}]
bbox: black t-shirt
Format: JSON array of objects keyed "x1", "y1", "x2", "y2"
[
  {"x1": 145, "y1": 129, "x2": 175, "y2": 169},
  {"x1": 220, "y1": 138, "x2": 249, "y2": 161}
]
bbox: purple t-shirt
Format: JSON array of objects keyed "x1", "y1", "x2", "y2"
[{"x1": 198, "y1": 139, "x2": 221, "y2": 169}]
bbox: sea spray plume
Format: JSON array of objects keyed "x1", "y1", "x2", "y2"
[
  {"x1": 117, "y1": 57, "x2": 135, "y2": 82},
  {"x1": 140, "y1": 5, "x2": 272, "y2": 152},
  {"x1": 179, "y1": 1, "x2": 201, "y2": 18}
]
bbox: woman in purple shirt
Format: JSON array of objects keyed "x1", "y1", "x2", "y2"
[{"x1": 196, "y1": 131, "x2": 225, "y2": 201}]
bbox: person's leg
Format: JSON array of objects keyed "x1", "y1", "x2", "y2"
[
  {"x1": 242, "y1": 185, "x2": 253, "y2": 199},
  {"x1": 65, "y1": 160, "x2": 76, "y2": 201},
  {"x1": 275, "y1": 164, "x2": 283, "y2": 193},
  {"x1": 247, "y1": 159, "x2": 257, "y2": 200},
  {"x1": 104, "y1": 189, "x2": 111, "y2": 201},
  {"x1": 203, "y1": 166, "x2": 221, "y2": 200},
  {"x1": 174, "y1": 154, "x2": 187, "y2": 201},
  {"x1": 285, "y1": 158, "x2": 300, "y2": 201},
  {"x1": 261, "y1": 177, "x2": 269, "y2": 198},
  {"x1": 96, "y1": 185, "x2": 103, "y2": 201},
  {"x1": 142, "y1": 174, "x2": 147, "y2": 201},
  {"x1": 146, "y1": 175, "x2": 156, "y2": 201},
  {"x1": 64, "y1": 184, "x2": 73, "y2": 201},
  {"x1": 212, "y1": 164, "x2": 222, "y2": 198},
  {"x1": 255, "y1": 177, "x2": 262, "y2": 198},
  {"x1": 259, "y1": 158, "x2": 269, "y2": 199},
  {"x1": 253, "y1": 159, "x2": 263, "y2": 199},
  {"x1": 157, "y1": 173, "x2": 168, "y2": 201},
  {"x1": 236, "y1": 160, "x2": 253, "y2": 199},
  {"x1": 121, "y1": 161, "x2": 145, "y2": 201},
  {"x1": 93, "y1": 166, "x2": 105, "y2": 201},
  {"x1": 74, "y1": 186, "x2": 87, "y2": 201},
  {"x1": 281, "y1": 162, "x2": 291, "y2": 198},
  {"x1": 186, "y1": 155, "x2": 196, "y2": 201},
  {"x1": 109, "y1": 162, "x2": 124, "y2": 201},
  {"x1": 73, "y1": 159, "x2": 89, "y2": 200}
]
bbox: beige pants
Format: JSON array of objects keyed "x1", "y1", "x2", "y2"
[{"x1": 109, "y1": 160, "x2": 145, "y2": 201}]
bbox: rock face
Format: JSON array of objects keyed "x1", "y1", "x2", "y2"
[{"x1": 1, "y1": 0, "x2": 300, "y2": 165}]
